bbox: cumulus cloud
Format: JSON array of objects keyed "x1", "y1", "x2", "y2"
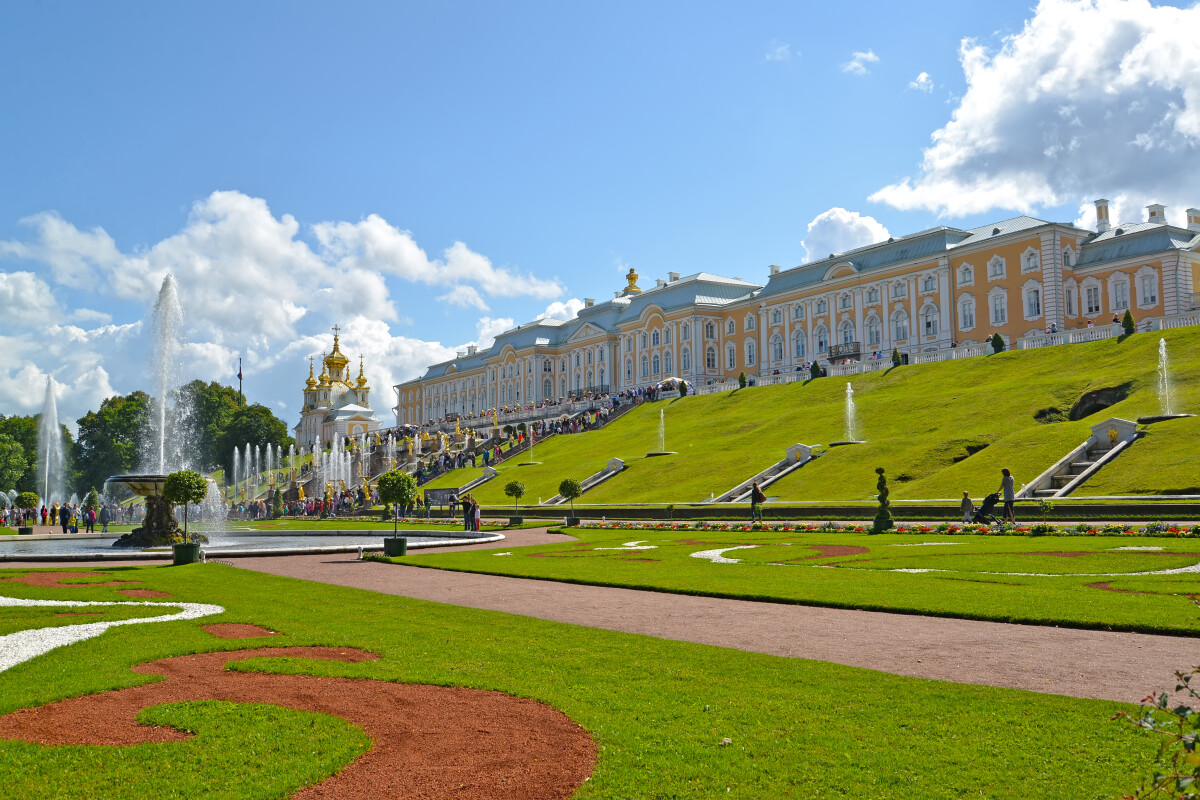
[
  {"x1": 870, "y1": 0, "x2": 1200, "y2": 222},
  {"x1": 801, "y1": 208, "x2": 890, "y2": 263},
  {"x1": 438, "y1": 285, "x2": 489, "y2": 311},
  {"x1": 908, "y1": 71, "x2": 934, "y2": 93},
  {"x1": 0, "y1": 271, "x2": 56, "y2": 324},
  {"x1": 540, "y1": 298, "x2": 585, "y2": 321},
  {"x1": 843, "y1": 50, "x2": 878, "y2": 75},
  {"x1": 765, "y1": 42, "x2": 792, "y2": 62},
  {"x1": 468, "y1": 317, "x2": 516, "y2": 350}
]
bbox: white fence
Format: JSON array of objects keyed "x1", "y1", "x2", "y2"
[{"x1": 1152, "y1": 311, "x2": 1200, "y2": 330}]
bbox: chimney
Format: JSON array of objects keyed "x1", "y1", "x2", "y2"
[
  {"x1": 467, "y1": 345, "x2": 477, "y2": 355},
  {"x1": 1187, "y1": 208, "x2": 1200, "y2": 233},
  {"x1": 614, "y1": 291, "x2": 622, "y2": 298},
  {"x1": 1094, "y1": 199, "x2": 1111, "y2": 233},
  {"x1": 668, "y1": 271, "x2": 680, "y2": 282},
  {"x1": 584, "y1": 298, "x2": 594, "y2": 307},
  {"x1": 769, "y1": 265, "x2": 781, "y2": 276},
  {"x1": 655, "y1": 279, "x2": 666, "y2": 288},
  {"x1": 1147, "y1": 203, "x2": 1166, "y2": 224}
]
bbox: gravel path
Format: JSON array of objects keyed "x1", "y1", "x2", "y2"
[{"x1": 7, "y1": 528, "x2": 1198, "y2": 703}]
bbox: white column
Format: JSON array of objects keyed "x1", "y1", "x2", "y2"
[
  {"x1": 938, "y1": 260, "x2": 952, "y2": 344},
  {"x1": 853, "y1": 289, "x2": 864, "y2": 354},
  {"x1": 908, "y1": 277, "x2": 919, "y2": 353},
  {"x1": 758, "y1": 304, "x2": 768, "y2": 376}
]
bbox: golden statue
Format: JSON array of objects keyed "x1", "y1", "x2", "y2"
[
  {"x1": 622, "y1": 267, "x2": 642, "y2": 294},
  {"x1": 455, "y1": 418, "x2": 461, "y2": 435},
  {"x1": 298, "y1": 485, "x2": 306, "y2": 501}
]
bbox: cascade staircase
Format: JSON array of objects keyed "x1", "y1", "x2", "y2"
[
  {"x1": 714, "y1": 444, "x2": 818, "y2": 503},
  {"x1": 1019, "y1": 417, "x2": 1139, "y2": 499},
  {"x1": 542, "y1": 459, "x2": 626, "y2": 505}
]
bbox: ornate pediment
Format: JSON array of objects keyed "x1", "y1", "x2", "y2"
[{"x1": 567, "y1": 322, "x2": 606, "y2": 343}]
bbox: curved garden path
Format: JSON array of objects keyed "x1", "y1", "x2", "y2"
[{"x1": 6, "y1": 527, "x2": 1198, "y2": 703}]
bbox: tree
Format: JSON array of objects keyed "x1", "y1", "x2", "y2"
[
  {"x1": 15, "y1": 491, "x2": 38, "y2": 512},
  {"x1": 217, "y1": 404, "x2": 294, "y2": 476},
  {"x1": 163, "y1": 470, "x2": 209, "y2": 543},
  {"x1": 558, "y1": 477, "x2": 582, "y2": 520},
  {"x1": 678, "y1": 380, "x2": 688, "y2": 398},
  {"x1": 1122, "y1": 309, "x2": 1136, "y2": 336},
  {"x1": 809, "y1": 361, "x2": 821, "y2": 380},
  {"x1": 991, "y1": 333, "x2": 1006, "y2": 353},
  {"x1": 272, "y1": 489, "x2": 284, "y2": 518},
  {"x1": 738, "y1": 371, "x2": 748, "y2": 388},
  {"x1": 74, "y1": 392, "x2": 150, "y2": 493},
  {"x1": 0, "y1": 415, "x2": 73, "y2": 495},
  {"x1": 872, "y1": 467, "x2": 894, "y2": 534},
  {"x1": 377, "y1": 469, "x2": 418, "y2": 537},
  {"x1": 504, "y1": 480, "x2": 526, "y2": 516},
  {"x1": 891, "y1": 348, "x2": 902, "y2": 367},
  {"x1": 175, "y1": 380, "x2": 246, "y2": 469},
  {"x1": 82, "y1": 488, "x2": 100, "y2": 511},
  {"x1": 0, "y1": 434, "x2": 25, "y2": 493}
]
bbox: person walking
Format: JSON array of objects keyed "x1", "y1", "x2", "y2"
[
  {"x1": 750, "y1": 482, "x2": 765, "y2": 523},
  {"x1": 472, "y1": 497, "x2": 481, "y2": 532},
  {"x1": 998, "y1": 468, "x2": 1016, "y2": 523},
  {"x1": 58, "y1": 503, "x2": 70, "y2": 534},
  {"x1": 84, "y1": 506, "x2": 96, "y2": 533},
  {"x1": 461, "y1": 494, "x2": 472, "y2": 531},
  {"x1": 99, "y1": 504, "x2": 111, "y2": 533},
  {"x1": 959, "y1": 491, "x2": 974, "y2": 523}
]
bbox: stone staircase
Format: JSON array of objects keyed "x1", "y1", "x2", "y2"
[
  {"x1": 714, "y1": 444, "x2": 817, "y2": 503},
  {"x1": 1019, "y1": 417, "x2": 1139, "y2": 499},
  {"x1": 1032, "y1": 444, "x2": 1108, "y2": 498},
  {"x1": 542, "y1": 459, "x2": 625, "y2": 505}
]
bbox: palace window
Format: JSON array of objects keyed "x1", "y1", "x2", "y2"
[
  {"x1": 840, "y1": 294, "x2": 851, "y2": 310},
  {"x1": 586, "y1": 351, "x2": 593, "y2": 364},
  {"x1": 988, "y1": 256, "x2": 1006, "y2": 280},
  {"x1": 641, "y1": 357, "x2": 649, "y2": 378},
  {"x1": 991, "y1": 293, "x2": 1007, "y2": 325},
  {"x1": 771, "y1": 309, "x2": 782, "y2": 325},
  {"x1": 745, "y1": 315, "x2": 755, "y2": 331},
  {"x1": 664, "y1": 350, "x2": 673, "y2": 373},
  {"x1": 652, "y1": 355, "x2": 660, "y2": 375},
  {"x1": 706, "y1": 347, "x2": 717, "y2": 369},
  {"x1": 745, "y1": 341, "x2": 756, "y2": 366},
  {"x1": 893, "y1": 283, "x2": 907, "y2": 299},
  {"x1": 840, "y1": 320, "x2": 855, "y2": 345},
  {"x1": 1062, "y1": 248, "x2": 1074, "y2": 267},
  {"x1": 641, "y1": 333, "x2": 648, "y2": 348},
  {"x1": 1113, "y1": 280, "x2": 1129, "y2": 311},
  {"x1": 704, "y1": 322, "x2": 715, "y2": 339},
  {"x1": 1024, "y1": 251, "x2": 1040, "y2": 272},
  {"x1": 575, "y1": 353, "x2": 581, "y2": 367},
  {"x1": 770, "y1": 335, "x2": 783, "y2": 361},
  {"x1": 816, "y1": 326, "x2": 829, "y2": 354},
  {"x1": 866, "y1": 287, "x2": 880, "y2": 304},
  {"x1": 727, "y1": 319, "x2": 736, "y2": 335},
  {"x1": 664, "y1": 327, "x2": 671, "y2": 344},
  {"x1": 1085, "y1": 285, "x2": 1101, "y2": 315},
  {"x1": 651, "y1": 330, "x2": 659, "y2": 346},
  {"x1": 794, "y1": 331, "x2": 806, "y2": 357},
  {"x1": 726, "y1": 346, "x2": 736, "y2": 369},
  {"x1": 1025, "y1": 288, "x2": 1041, "y2": 318},
  {"x1": 682, "y1": 323, "x2": 690, "y2": 340},
  {"x1": 922, "y1": 275, "x2": 936, "y2": 293},
  {"x1": 625, "y1": 359, "x2": 633, "y2": 382},
  {"x1": 794, "y1": 304, "x2": 805, "y2": 319},
  {"x1": 922, "y1": 305, "x2": 938, "y2": 337},
  {"x1": 866, "y1": 317, "x2": 881, "y2": 346},
  {"x1": 893, "y1": 311, "x2": 909, "y2": 341},
  {"x1": 959, "y1": 265, "x2": 974, "y2": 286},
  {"x1": 1140, "y1": 274, "x2": 1158, "y2": 306},
  {"x1": 681, "y1": 348, "x2": 691, "y2": 371},
  {"x1": 816, "y1": 299, "x2": 828, "y2": 314},
  {"x1": 959, "y1": 298, "x2": 976, "y2": 330},
  {"x1": 1064, "y1": 284, "x2": 1076, "y2": 317}
]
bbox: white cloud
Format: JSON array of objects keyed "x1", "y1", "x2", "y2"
[
  {"x1": 870, "y1": 0, "x2": 1200, "y2": 221},
  {"x1": 540, "y1": 298, "x2": 585, "y2": 321},
  {"x1": 69, "y1": 308, "x2": 113, "y2": 324},
  {"x1": 438, "y1": 285, "x2": 489, "y2": 311},
  {"x1": 765, "y1": 42, "x2": 792, "y2": 62},
  {"x1": 0, "y1": 271, "x2": 56, "y2": 323},
  {"x1": 908, "y1": 71, "x2": 933, "y2": 93},
  {"x1": 843, "y1": 50, "x2": 879, "y2": 76},
  {"x1": 468, "y1": 317, "x2": 516, "y2": 350},
  {"x1": 801, "y1": 208, "x2": 890, "y2": 263}
]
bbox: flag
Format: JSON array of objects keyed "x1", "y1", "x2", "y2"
[{"x1": 237, "y1": 368, "x2": 243, "y2": 380}]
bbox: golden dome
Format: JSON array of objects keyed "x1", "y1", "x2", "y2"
[
  {"x1": 317, "y1": 353, "x2": 331, "y2": 387},
  {"x1": 356, "y1": 356, "x2": 369, "y2": 388},
  {"x1": 305, "y1": 357, "x2": 317, "y2": 389},
  {"x1": 324, "y1": 325, "x2": 350, "y2": 374}
]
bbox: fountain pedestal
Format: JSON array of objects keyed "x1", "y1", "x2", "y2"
[{"x1": 106, "y1": 474, "x2": 205, "y2": 549}]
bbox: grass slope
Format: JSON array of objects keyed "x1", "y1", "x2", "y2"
[
  {"x1": 0, "y1": 564, "x2": 1158, "y2": 798},
  {"x1": 404, "y1": 526, "x2": 1200, "y2": 636},
  {"x1": 426, "y1": 327, "x2": 1200, "y2": 504}
]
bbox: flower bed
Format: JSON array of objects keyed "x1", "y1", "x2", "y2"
[{"x1": 576, "y1": 520, "x2": 1200, "y2": 538}]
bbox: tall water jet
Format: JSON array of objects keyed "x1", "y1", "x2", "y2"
[
  {"x1": 1158, "y1": 338, "x2": 1175, "y2": 417},
  {"x1": 144, "y1": 274, "x2": 186, "y2": 473},
  {"x1": 844, "y1": 382, "x2": 857, "y2": 442},
  {"x1": 37, "y1": 376, "x2": 65, "y2": 505},
  {"x1": 658, "y1": 408, "x2": 666, "y2": 453}
]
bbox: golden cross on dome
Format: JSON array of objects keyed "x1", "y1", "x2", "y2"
[{"x1": 332, "y1": 324, "x2": 340, "y2": 337}]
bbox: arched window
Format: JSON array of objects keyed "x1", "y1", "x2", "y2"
[
  {"x1": 815, "y1": 326, "x2": 829, "y2": 354},
  {"x1": 726, "y1": 319, "x2": 736, "y2": 334},
  {"x1": 575, "y1": 353, "x2": 581, "y2": 367},
  {"x1": 706, "y1": 347, "x2": 716, "y2": 369},
  {"x1": 771, "y1": 309, "x2": 782, "y2": 325},
  {"x1": 641, "y1": 333, "x2": 648, "y2": 348},
  {"x1": 794, "y1": 304, "x2": 805, "y2": 319},
  {"x1": 664, "y1": 327, "x2": 671, "y2": 344},
  {"x1": 745, "y1": 315, "x2": 756, "y2": 331},
  {"x1": 793, "y1": 331, "x2": 806, "y2": 357},
  {"x1": 922, "y1": 275, "x2": 936, "y2": 293},
  {"x1": 892, "y1": 310, "x2": 909, "y2": 341},
  {"x1": 726, "y1": 346, "x2": 736, "y2": 369},
  {"x1": 840, "y1": 293, "x2": 852, "y2": 310},
  {"x1": 816, "y1": 299, "x2": 828, "y2": 314},
  {"x1": 586, "y1": 351, "x2": 593, "y2": 364},
  {"x1": 866, "y1": 316, "x2": 881, "y2": 346},
  {"x1": 598, "y1": 348, "x2": 604, "y2": 362},
  {"x1": 641, "y1": 356, "x2": 649, "y2": 378},
  {"x1": 988, "y1": 255, "x2": 1006, "y2": 280},
  {"x1": 705, "y1": 322, "x2": 715, "y2": 339},
  {"x1": 681, "y1": 348, "x2": 691, "y2": 371},
  {"x1": 1024, "y1": 250, "x2": 1040, "y2": 272},
  {"x1": 746, "y1": 340, "x2": 756, "y2": 366},
  {"x1": 840, "y1": 320, "x2": 855, "y2": 345},
  {"x1": 652, "y1": 355, "x2": 660, "y2": 375},
  {"x1": 921, "y1": 304, "x2": 939, "y2": 336},
  {"x1": 867, "y1": 287, "x2": 880, "y2": 304},
  {"x1": 651, "y1": 330, "x2": 660, "y2": 346},
  {"x1": 770, "y1": 335, "x2": 783, "y2": 362},
  {"x1": 1062, "y1": 248, "x2": 1074, "y2": 267},
  {"x1": 625, "y1": 359, "x2": 633, "y2": 382},
  {"x1": 682, "y1": 323, "x2": 690, "y2": 340},
  {"x1": 959, "y1": 265, "x2": 973, "y2": 286},
  {"x1": 664, "y1": 351, "x2": 673, "y2": 374}
]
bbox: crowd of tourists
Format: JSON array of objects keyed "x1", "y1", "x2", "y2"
[{"x1": 1, "y1": 500, "x2": 126, "y2": 533}]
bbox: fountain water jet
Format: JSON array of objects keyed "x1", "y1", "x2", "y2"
[
  {"x1": 830, "y1": 382, "x2": 865, "y2": 447},
  {"x1": 1158, "y1": 338, "x2": 1174, "y2": 417},
  {"x1": 37, "y1": 376, "x2": 65, "y2": 506},
  {"x1": 646, "y1": 408, "x2": 676, "y2": 456}
]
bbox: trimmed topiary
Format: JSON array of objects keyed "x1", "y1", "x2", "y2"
[
  {"x1": 991, "y1": 333, "x2": 1006, "y2": 353},
  {"x1": 872, "y1": 467, "x2": 894, "y2": 534},
  {"x1": 738, "y1": 371, "x2": 748, "y2": 388},
  {"x1": 891, "y1": 348, "x2": 902, "y2": 367},
  {"x1": 1122, "y1": 309, "x2": 1135, "y2": 336}
]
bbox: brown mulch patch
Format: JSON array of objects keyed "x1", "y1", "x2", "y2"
[
  {"x1": 1084, "y1": 581, "x2": 1163, "y2": 596},
  {"x1": 777, "y1": 544, "x2": 872, "y2": 565},
  {"x1": 54, "y1": 612, "x2": 102, "y2": 617},
  {"x1": 117, "y1": 589, "x2": 172, "y2": 598},
  {"x1": 201, "y1": 623, "x2": 278, "y2": 639},
  {"x1": 0, "y1": 572, "x2": 139, "y2": 589},
  {"x1": 620, "y1": 558, "x2": 659, "y2": 562},
  {"x1": 0, "y1": 646, "x2": 596, "y2": 799}
]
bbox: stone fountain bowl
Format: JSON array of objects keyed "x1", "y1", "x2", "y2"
[{"x1": 105, "y1": 474, "x2": 168, "y2": 497}]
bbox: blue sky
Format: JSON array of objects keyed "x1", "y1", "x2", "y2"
[{"x1": 2, "y1": 0, "x2": 1198, "y2": 429}]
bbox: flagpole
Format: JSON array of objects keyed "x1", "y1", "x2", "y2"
[{"x1": 238, "y1": 357, "x2": 243, "y2": 402}]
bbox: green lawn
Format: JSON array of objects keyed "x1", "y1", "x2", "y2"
[
  {"x1": 400, "y1": 525, "x2": 1200, "y2": 636},
  {"x1": 422, "y1": 327, "x2": 1200, "y2": 504},
  {"x1": 0, "y1": 563, "x2": 1160, "y2": 798}
]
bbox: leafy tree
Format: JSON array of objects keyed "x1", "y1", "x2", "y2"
[
  {"x1": 991, "y1": 333, "x2": 1006, "y2": 353},
  {"x1": 678, "y1": 380, "x2": 688, "y2": 398},
  {"x1": 163, "y1": 470, "x2": 209, "y2": 543},
  {"x1": 891, "y1": 348, "x2": 902, "y2": 367},
  {"x1": 809, "y1": 361, "x2": 821, "y2": 380},
  {"x1": 1122, "y1": 309, "x2": 1136, "y2": 336},
  {"x1": 0, "y1": 415, "x2": 73, "y2": 495},
  {"x1": 74, "y1": 392, "x2": 148, "y2": 494},
  {"x1": 175, "y1": 380, "x2": 246, "y2": 469},
  {"x1": 272, "y1": 489, "x2": 284, "y2": 518},
  {"x1": 377, "y1": 468, "x2": 418, "y2": 536},
  {"x1": 15, "y1": 491, "x2": 39, "y2": 512},
  {"x1": 217, "y1": 404, "x2": 294, "y2": 475},
  {"x1": 504, "y1": 480, "x2": 526, "y2": 516},
  {"x1": 558, "y1": 477, "x2": 582, "y2": 520},
  {"x1": 83, "y1": 488, "x2": 100, "y2": 511},
  {"x1": 0, "y1": 434, "x2": 25, "y2": 493},
  {"x1": 738, "y1": 371, "x2": 748, "y2": 388}
]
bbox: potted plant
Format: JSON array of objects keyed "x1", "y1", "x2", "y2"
[
  {"x1": 558, "y1": 477, "x2": 583, "y2": 526},
  {"x1": 15, "y1": 491, "x2": 38, "y2": 535},
  {"x1": 377, "y1": 468, "x2": 418, "y2": 556},
  {"x1": 163, "y1": 470, "x2": 209, "y2": 565},
  {"x1": 504, "y1": 480, "x2": 526, "y2": 525}
]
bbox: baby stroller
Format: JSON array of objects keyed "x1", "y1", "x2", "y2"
[{"x1": 971, "y1": 492, "x2": 1000, "y2": 525}]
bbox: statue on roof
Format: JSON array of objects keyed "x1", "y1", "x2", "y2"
[{"x1": 622, "y1": 267, "x2": 642, "y2": 295}]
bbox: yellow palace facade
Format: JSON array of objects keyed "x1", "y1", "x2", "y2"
[{"x1": 394, "y1": 201, "x2": 1200, "y2": 426}]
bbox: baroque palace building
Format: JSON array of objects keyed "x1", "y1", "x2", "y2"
[
  {"x1": 295, "y1": 327, "x2": 382, "y2": 447},
  {"x1": 393, "y1": 201, "x2": 1200, "y2": 426}
]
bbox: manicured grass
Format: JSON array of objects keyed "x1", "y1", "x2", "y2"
[
  {"x1": 401, "y1": 525, "x2": 1200, "y2": 636},
  {"x1": 427, "y1": 327, "x2": 1200, "y2": 504},
  {"x1": 1081, "y1": 414, "x2": 1200, "y2": 496},
  {"x1": 218, "y1": 517, "x2": 537, "y2": 532},
  {"x1": 0, "y1": 564, "x2": 1157, "y2": 798},
  {"x1": 0, "y1": 605, "x2": 166, "y2": 636}
]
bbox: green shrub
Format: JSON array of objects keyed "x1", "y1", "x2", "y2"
[
  {"x1": 738, "y1": 372, "x2": 748, "y2": 388},
  {"x1": 1122, "y1": 309, "x2": 1136, "y2": 336},
  {"x1": 557, "y1": 477, "x2": 582, "y2": 517},
  {"x1": 872, "y1": 467, "x2": 893, "y2": 534},
  {"x1": 891, "y1": 348, "x2": 902, "y2": 367},
  {"x1": 83, "y1": 488, "x2": 100, "y2": 511},
  {"x1": 15, "y1": 491, "x2": 38, "y2": 511},
  {"x1": 678, "y1": 380, "x2": 688, "y2": 397},
  {"x1": 809, "y1": 361, "x2": 821, "y2": 380},
  {"x1": 991, "y1": 333, "x2": 1006, "y2": 353},
  {"x1": 377, "y1": 469, "x2": 418, "y2": 536},
  {"x1": 504, "y1": 480, "x2": 526, "y2": 514},
  {"x1": 163, "y1": 470, "x2": 209, "y2": 542}
]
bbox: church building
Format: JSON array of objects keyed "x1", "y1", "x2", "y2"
[{"x1": 294, "y1": 327, "x2": 381, "y2": 447}]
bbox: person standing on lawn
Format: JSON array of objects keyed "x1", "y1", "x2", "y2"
[
  {"x1": 998, "y1": 468, "x2": 1016, "y2": 523},
  {"x1": 960, "y1": 491, "x2": 974, "y2": 523},
  {"x1": 750, "y1": 482, "x2": 765, "y2": 522}
]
